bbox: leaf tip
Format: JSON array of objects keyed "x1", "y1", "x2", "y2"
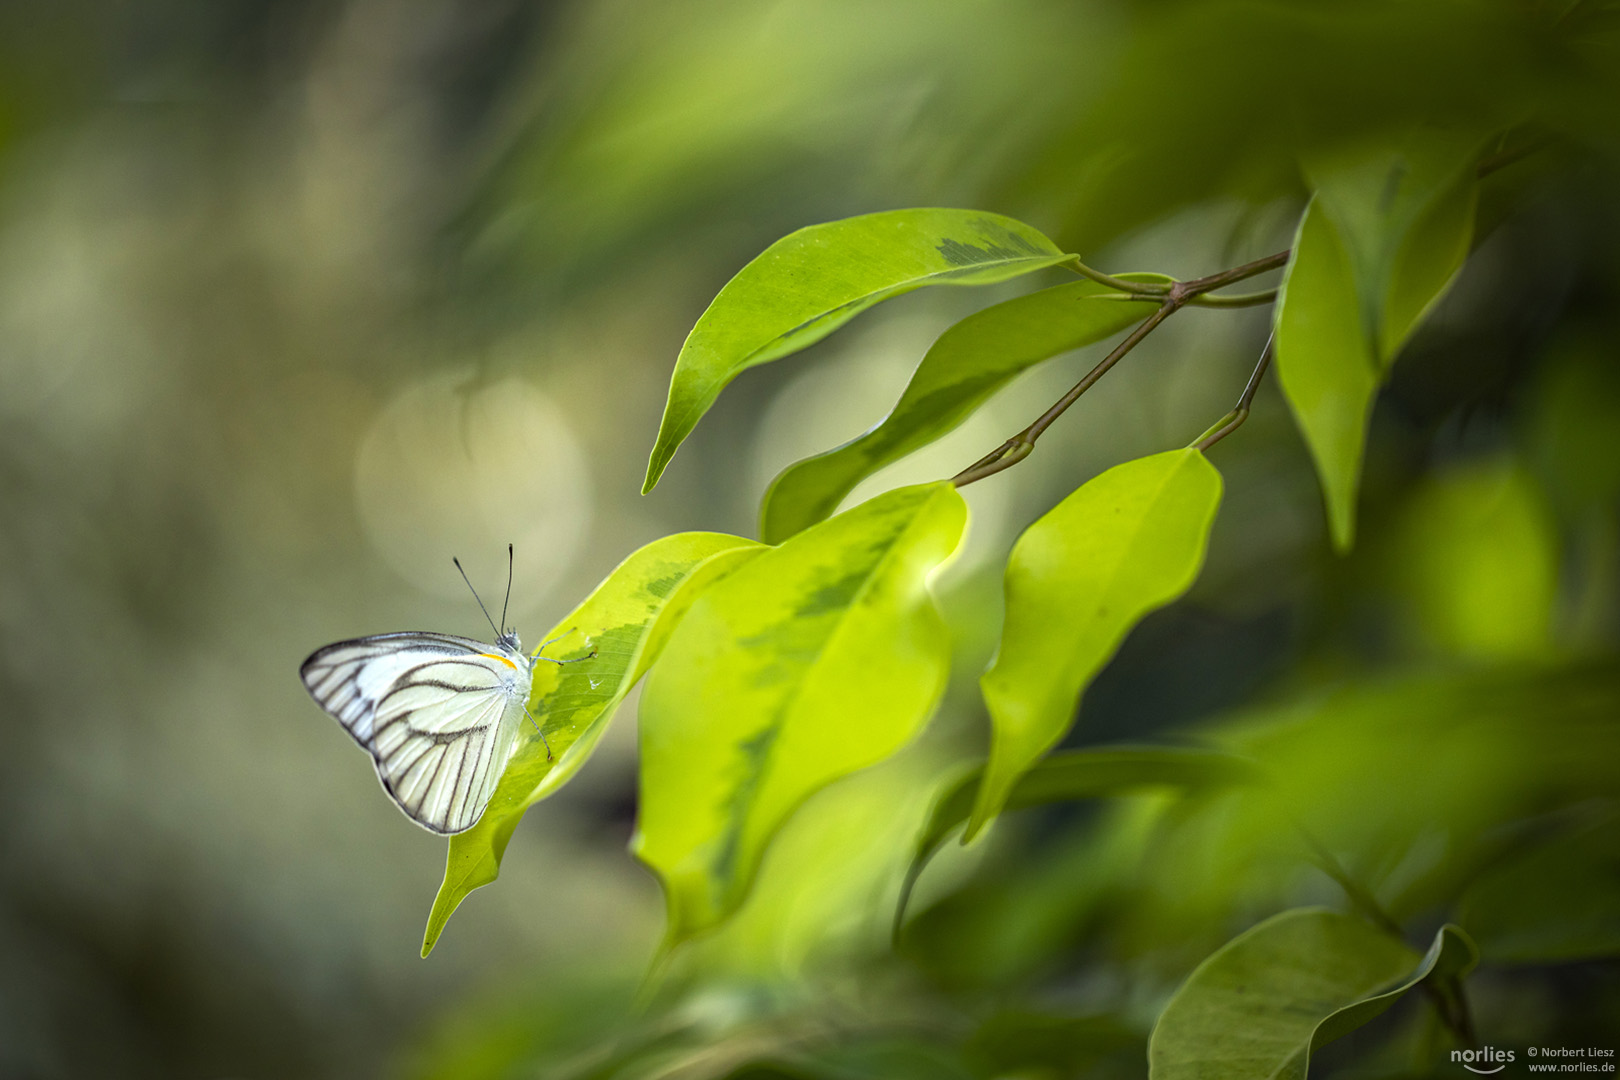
[{"x1": 641, "y1": 455, "x2": 664, "y2": 495}]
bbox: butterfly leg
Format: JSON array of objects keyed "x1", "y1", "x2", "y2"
[
  {"x1": 537, "y1": 627, "x2": 578, "y2": 650},
  {"x1": 536, "y1": 650, "x2": 596, "y2": 665},
  {"x1": 537, "y1": 630, "x2": 597, "y2": 665},
  {"x1": 523, "y1": 704, "x2": 553, "y2": 760}
]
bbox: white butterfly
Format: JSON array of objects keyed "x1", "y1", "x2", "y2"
[{"x1": 300, "y1": 550, "x2": 587, "y2": 835}]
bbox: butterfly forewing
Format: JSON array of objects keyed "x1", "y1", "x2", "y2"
[{"x1": 299, "y1": 632, "x2": 532, "y2": 834}]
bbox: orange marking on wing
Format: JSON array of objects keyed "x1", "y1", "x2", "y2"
[{"x1": 477, "y1": 652, "x2": 518, "y2": 670}]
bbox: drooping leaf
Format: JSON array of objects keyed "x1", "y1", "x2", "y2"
[
  {"x1": 421, "y1": 532, "x2": 764, "y2": 956},
  {"x1": 1380, "y1": 173, "x2": 1478, "y2": 361},
  {"x1": 759, "y1": 275, "x2": 1168, "y2": 543},
  {"x1": 633, "y1": 483, "x2": 967, "y2": 947},
  {"x1": 1306, "y1": 131, "x2": 1482, "y2": 365},
  {"x1": 1273, "y1": 200, "x2": 1380, "y2": 554},
  {"x1": 895, "y1": 746, "x2": 1258, "y2": 936},
  {"x1": 968, "y1": 449, "x2": 1222, "y2": 839},
  {"x1": 1148, "y1": 909, "x2": 1477, "y2": 1080},
  {"x1": 1277, "y1": 136, "x2": 1481, "y2": 551},
  {"x1": 643, "y1": 209, "x2": 1073, "y2": 492}
]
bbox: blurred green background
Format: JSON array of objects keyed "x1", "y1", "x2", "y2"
[{"x1": 1, "y1": 1, "x2": 1616, "y2": 1076}]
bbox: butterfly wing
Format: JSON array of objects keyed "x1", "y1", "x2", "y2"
[{"x1": 300, "y1": 633, "x2": 530, "y2": 834}]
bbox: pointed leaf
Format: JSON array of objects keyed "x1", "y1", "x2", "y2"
[
  {"x1": 644, "y1": 209, "x2": 1073, "y2": 492},
  {"x1": 759, "y1": 275, "x2": 1168, "y2": 543},
  {"x1": 1149, "y1": 909, "x2": 1476, "y2": 1080},
  {"x1": 1273, "y1": 199, "x2": 1380, "y2": 554},
  {"x1": 633, "y1": 483, "x2": 967, "y2": 946},
  {"x1": 968, "y1": 449, "x2": 1222, "y2": 839},
  {"x1": 1278, "y1": 136, "x2": 1482, "y2": 551},
  {"x1": 421, "y1": 532, "x2": 764, "y2": 956},
  {"x1": 1306, "y1": 131, "x2": 1482, "y2": 365},
  {"x1": 1380, "y1": 174, "x2": 1478, "y2": 362}
]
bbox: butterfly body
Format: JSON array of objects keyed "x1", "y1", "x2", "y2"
[{"x1": 300, "y1": 629, "x2": 536, "y2": 834}]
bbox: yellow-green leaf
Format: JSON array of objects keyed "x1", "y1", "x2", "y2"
[
  {"x1": 968, "y1": 449, "x2": 1222, "y2": 839},
  {"x1": 420, "y1": 532, "x2": 763, "y2": 957},
  {"x1": 643, "y1": 209, "x2": 1073, "y2": 492},
  {"x1": 633, "y1": 483, "x2": 967, "y2": 947},
  {"x1": 759, "y1": 275, "x2": 1167, "y2": 543}
]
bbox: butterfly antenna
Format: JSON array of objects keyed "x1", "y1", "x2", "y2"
[
  {"x1": 452, "y1": 556, "x2": 502, "y2": 638},
  {"x1": 500, "y1": 543, "x2": 514, "y2": 634}
]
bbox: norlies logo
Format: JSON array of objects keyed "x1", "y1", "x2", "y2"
[{"x1": 1455, "y1": 1047, "x2": 1517, "y2": 1074}]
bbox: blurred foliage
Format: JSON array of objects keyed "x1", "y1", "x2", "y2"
[{"x1": 0, "y1": 0, "x2": 1617, "y2": 1077}]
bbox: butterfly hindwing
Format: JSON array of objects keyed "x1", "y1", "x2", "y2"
[
  {"x1": 372, "y1": 654, "x2": 524, "y2": 834},
  {"x1": 299, "y1": 632, "x2": 531, "y2": 834}
]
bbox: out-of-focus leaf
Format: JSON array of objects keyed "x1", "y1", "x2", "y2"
[
  {"x1": 643, "y1": 209, "x2": 1073, "y2": 492},
  {"x1": 1528, "y1": 339, "x2": 1620, "y2": 515},
  {"x1": 1149, "y1": 910, "x2": 1476, "y2": 1080},
  {"x1": 896, "y1": 746, "x2": 1257, "y2": 934},
  {"x1": 1273, "y1": 200, "x2": 1380, "y2": 554},
  {"x1": 1277, "y1": 136, "x2": 1481, "y2": 551},
  {"x1": 1099, "y1": 667, "x2": 1620, "y2": 954},
  {"x1": 758, "y1": 274, "x2": 1168, "y2": 543},
  {"x1": 1380, "y1": 173, "x2": 1478, "y2": 360},
  {"x1": 1305, "y1": 132, "x2": 1481, "y2": 364},
  {"x1": 692, "y1": 749, "x2": 950, "y2": 981},
  {"x1": 1392, "y1": 459, "x2": 1558, "y2": 660},
  {"x1": 634, "y1": 483, "x2": 967, "y2": 947},
  {"x1": 421, "y1": 532, "x2": 764, "y2": 956},
  {"x1": 969, "y1": 449, "x2": 1222, "y2": 839},
  {"x1": 1461, "y1": 813, "x2": 1620, "y2": 963}
]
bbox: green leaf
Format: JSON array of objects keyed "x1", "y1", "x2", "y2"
[
  {"x1": 420, "y1": 532, "x2": 764, "y2": 957},
  {"x1": 1278, "y1": 136, "x2": 1481, "y2": 551},
  {"x1": 1380, "y1": 173, "x2": 1478, "y2": 362},
  {"x1": 633, "y1": 483, "x2": 967, "y2": 947},
  {"x1": 1273, "y1": 199, "x2": 1380, "y2": 554},
  {"x1": 968, "y1": 449, "x2": 1222, "y2": 839},
  {"x1": 758, "y1": 275, "x2": 1168, "y2": 543},
  {"x1": 1148, "y1": 909, "x2": 1477, "y2": 1080},
  {"x1": 896, "y1": 746, "x2": 1258, "y2": 936},
  {"x1": 1306, "y1": 131, "x2": 1482, "y2": 365},
  {"x1": 643, "y1": 209, "x2": 1073, "y2": 493}
]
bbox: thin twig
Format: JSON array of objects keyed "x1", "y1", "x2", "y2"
[
  {"x1": 951, "y1": 133, "x2": 1533, "y2": 489},
  {"x1": 1194, "y1": 337, "x2": 1274, "y2": 451},
  {"x1": 952, "y1": 299, "x2": 1181, "y2": 487},
  {"x1": 951, "y1": 249, "x2": 1289, "y2": 488},
  {"x1": 1187, "y1": 288, "x2": 1278, "y2": 308},
  {"x1": 1181, "y1": 249, "x2": 1291, "y2": 292}
]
